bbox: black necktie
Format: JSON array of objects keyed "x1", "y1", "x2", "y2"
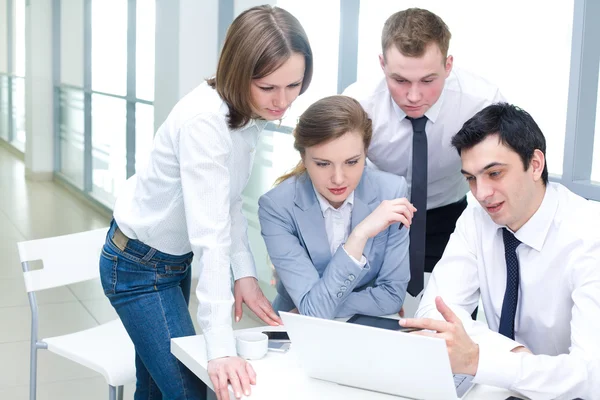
[
  {"x1": 406, "y1": 116, "x2": 428, "y2": 296},
  {"x1": 499, "y1": 228, "x2": 521, "y2": 339}
]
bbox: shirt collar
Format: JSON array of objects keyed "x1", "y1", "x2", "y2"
[
  {"x1": 498, "y1": 184, "x2": 558, "y2": 252},
  {"x1": 390, "y1": 81, "x2": 447, "y2": 124},
  {"x1": 313, "y1": 185, "x2": 355, "y2": 215}
]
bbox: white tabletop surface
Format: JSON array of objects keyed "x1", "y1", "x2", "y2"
[{"x1": 171, "y1": 325, "x2": 521, "y2": 400}]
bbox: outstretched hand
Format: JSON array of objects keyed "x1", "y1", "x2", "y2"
[
  {"x1": 399, "y1": 296, "x2": 480, "y2": 375},
  {"x1": 234, "y1": 277, "x2": 282, "y2": 326}
]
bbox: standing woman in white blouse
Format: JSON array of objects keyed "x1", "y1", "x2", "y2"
[{"x1": 98, "y1": 5, "x2": 312, "y2": 400}]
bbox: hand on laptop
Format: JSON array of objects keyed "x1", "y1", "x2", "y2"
[
  {"x1": 234, "y1": 276, "x2": 282, "y2": 325},
  {"x1": 208, "y1": 356, "x2": 256, "y2": 400},
  {"x1": 399, "y1": 296, "x2": 479, "y2": 376}
]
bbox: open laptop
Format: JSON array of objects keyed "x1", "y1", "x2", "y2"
[{"x1": 280, "y1": 312, "x2": 474, "y2": 400}]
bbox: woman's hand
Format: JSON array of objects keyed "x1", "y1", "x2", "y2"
[
  {"x1": 234, "y1": 277, "x2": 282, "y2": 325},
  {"x1": 344, "y1": 198, "x2": 415, "y2": 260},
  {"x1": 355, "y1": 198, "x2": 416, "y2": 239},
  {"x1": 208, "y1": 356, "x2": 256, "y2": 400}
]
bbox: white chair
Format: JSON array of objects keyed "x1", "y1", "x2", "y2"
[{"x1": 18, "y1": 228, "x2": 136, "y2": 400}]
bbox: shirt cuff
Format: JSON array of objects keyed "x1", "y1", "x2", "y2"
[
  {"x1": 342, "y1": 245, "x2": 367, "y2": 268},
  {"x1": 203, "y1": 325, "x2": 237, "y2": 361},
  {"x1": 230, "y1": 251, "x2": 257, "y2": 281},
  {"x1": 473, "y1": 343, "x2": 523, "y2": 389}
]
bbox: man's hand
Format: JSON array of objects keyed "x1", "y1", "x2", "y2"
[
  {"x1": 208, "y1": 356, "x2": 255, "y2": 400},
  {"x1": 511, "y1": 346, "x2": 533, "y2": 354},
  {"x1": 398, "y1": 306, "x2": 405, "y2": 318},
  {"x1": 399, "y1": 296, "x2": 479, "y2": 375},
  {"x1": 234, "y1": 277, "x2": 282, "y2": 325}
]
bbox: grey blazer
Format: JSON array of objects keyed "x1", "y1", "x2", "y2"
[{"x1": 258, "y1": 167, "x2": 410, "y2": 319}]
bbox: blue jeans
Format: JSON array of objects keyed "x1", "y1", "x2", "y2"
[{"x1": 99, "y1": 220, "x2": 207, "y2": 400}]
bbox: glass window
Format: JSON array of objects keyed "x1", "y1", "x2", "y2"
[
  {"x1": 136, "y1": 0, "x2": 156, "y2": 101},
  {"x1": 0, "y1": 76, "x2": 8, "y2": 141},
  {"x1": 91, "y1": 0, "x2": 127, "y2": 95},
  {"x1": 13, "y1": 77, "x2": 25, "y2": 146},
  {"x1": 91, "y1": 94, "x2": 127, "y2": 206},
  {"x1": 592, "y1": 65, "x2": 600, "y2": 183},
  {"x1": 60, "y1": 0, "x2": 84, "y2": 87},
  {"x1": 275, "y1": 0, "x2": 340, "y2": 126},
  {"x1": 0, "y1": 0, "x2": 7, "y2": 74},
  {"x1": 58, "y1": 88, "x2": 85, "y2": 188},
  {"x1": 135, "y1": 102, "x2": 154, "y2": 173},
  {"x1": 14, "y1": 0, "x2": 25, "y2": 77},
  {"x1": 357, "y1": 0, "x2": 574, "y2": 177},
  {"x1": 242, "y1": 129, "x2": 301, "y2": 299},
  {"x1": 13, "y1": 0, "x2": 26, "y2": 148}
]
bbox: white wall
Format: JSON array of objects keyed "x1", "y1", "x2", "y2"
[{"x1": 0, "y1": 0, "x2": 8, "y2": 73}]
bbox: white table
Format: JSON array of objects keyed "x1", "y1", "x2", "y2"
[{"x1": 171, "y1": 325, "x2": 520, "y2": 400}]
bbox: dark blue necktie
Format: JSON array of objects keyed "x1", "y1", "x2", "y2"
[
  {"x1": 499, "y1": 228, "x2": 522, "y2": 339},
  {"x1": 406, "y1": 116, "x2": 428, "y2": 296}
]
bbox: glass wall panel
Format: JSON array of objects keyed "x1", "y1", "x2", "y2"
[
  {"x1": 0, "y1": 76, "x2": 8, "y2": 141},
  {"x1": 91, "y1": 94, "x2": 127, "y2": 206},
  {"x1": 275, "y1": 0, "x2": 340, "y2": 125},
  {"x1": 242, "y1": 130, "x2": 301, "y2": 298},
  {"x1": 60, "y1": 0, "x2": 84, "y2": 87},
  {"x1": 591, "y1": 63, "x2": 600, "y2": 184},
  {"x1": 58, "y1": 88, "x2": 85, "y2": 188},
  {"x1": 136, "y1": 0, "x2": 156, "y2": 102},
  {"x1": 91, "y1": 0, "x2": 127, "y2": 95},
  {"x1": 12, "y1": 76, "x2": 25, "y2": 147},
  {"x1": 14, "y1": 0, "x2": 25, "y2": 77},
  {"x1": 135, "y1": 102, "x2": 154, "y2": 173},
  {"x1": 0, "y1": 0, "x2": 7, "y2": 73}
]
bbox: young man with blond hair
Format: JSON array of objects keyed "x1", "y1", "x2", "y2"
[{"x1": 345, "y1": 8, "x2": 504, "y2": 302}]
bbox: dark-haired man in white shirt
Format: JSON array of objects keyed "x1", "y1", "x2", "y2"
[{"x1": 400, "y1": 103, "x2": 600, "y2": 399}]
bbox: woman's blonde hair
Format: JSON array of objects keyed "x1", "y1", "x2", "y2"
[
  {"x1": 275, "y1": 96, "x2": 372, "y2": 185},
  {"x1": 207, "y1": 5, "x2": 313, "y2": 130}
]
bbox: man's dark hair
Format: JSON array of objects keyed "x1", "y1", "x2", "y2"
[{"x1": 451, "y1": 103, "x2": 548, "y2": 185}]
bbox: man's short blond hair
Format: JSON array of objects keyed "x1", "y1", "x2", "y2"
[{"x1": 382, "y1": 8, "x2": 451, "y2": 61}]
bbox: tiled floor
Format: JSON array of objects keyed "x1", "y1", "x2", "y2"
[{"x1": 0, "y1": 145, "x2": 261, "y2": 399}]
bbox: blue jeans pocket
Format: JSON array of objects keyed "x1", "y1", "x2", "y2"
[
  {"x1": 156, "y1": 259, "x2": 190, "y2": 275},
  {"x1": 99, "y1": 247, "x2": 118, "y2": 295}
]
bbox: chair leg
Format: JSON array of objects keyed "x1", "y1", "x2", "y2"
[
  {"x1": 117, "y1": 385, "x2": 124, "y2": 400},
  {"x1": 29, "y1": 344, "x2": 37, "y2": 400},
  {"x1": 109, "y1": 385, "x2": 117, "y2": 400}
]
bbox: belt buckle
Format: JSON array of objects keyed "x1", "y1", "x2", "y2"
[{"x1": 112, "y1": 228, "x2": 129, "y2": 251}]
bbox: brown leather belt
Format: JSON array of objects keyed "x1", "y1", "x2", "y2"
[{"x1": 112, "y1": 227, "x2": 130, "y2": 251}]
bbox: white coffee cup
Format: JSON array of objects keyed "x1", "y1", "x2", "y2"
[{"x1": 236, "y1": 332, "x2": 268, "y2": 360}]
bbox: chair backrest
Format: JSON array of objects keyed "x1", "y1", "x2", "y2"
[{"x1": 19, "y1": 227, "x2": 109, "y2": 292}]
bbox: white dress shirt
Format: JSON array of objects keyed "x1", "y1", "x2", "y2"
[
  {"x1": 344, "y1": 68, "x2": 505, "y2": 209},
  {"x1": 113, "y1": 82, "x2": 266, "y2": 360},
  {"x1": 314, "y1": 188, "x2": 366, "y2": 267},
  {"x1": 416, "y1": 183, "x2": 600, "y2": 399}
]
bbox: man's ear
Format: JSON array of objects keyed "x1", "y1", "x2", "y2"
[
  {"x1": 379, "y1": 54, "x2": 386, "y2": 71},
  {"x1": 445, "y1": 55, "x2": 454, "y2": 77},
  {"x1": 530, "y1": 149, "x2": 545, "y2": 181}
]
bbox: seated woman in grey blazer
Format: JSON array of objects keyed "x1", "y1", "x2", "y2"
[{"x1": 258, "y1": 95, "x2": 415, "y2": 319}]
